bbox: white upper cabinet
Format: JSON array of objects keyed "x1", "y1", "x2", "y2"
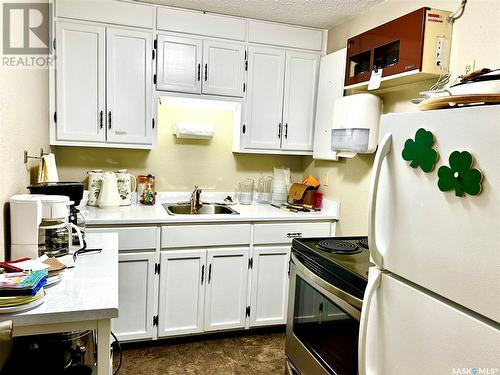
[
  {"x1": 156, "y1": 36, "x2": 245, "y2": 97},
  {"x1": 157, "y1": 7, "x2": 246, "y2": 41},
  {"x1": 282, "y1": 51, "x2": 320, "y2": 151},
  {"x1": 245, "y1": 46, "x2": 285, "y2": 150},
  {"x1": 243, "y1": 46, "x2": 320, "y2": 154},
  {"x1": 156, "y1": 35, "x2": 202, "y2": 94},
  {"x1": 55, "y1": 21, "x2": 105, "y2": 143},
  {"x1": 204, "y1": 247, "x2": 249, "y2": 331},
  {"x1": 248, "y1": 20, "x2": 323, "y2": 51},
  {"x1": 202, "y1": 40, "x2": 246, "y2": 97},
  {"x1": 56, "y1": 0, "x2": 154, "y2": 29},
  {"x1": 53, "y1": 4, "x2": 325, "y2": 150},
  {"x1": 106, "y1": 28, "x2": 153, "y2": 145},
  {"x1": 53, "y1": 21, "x2": 155, "y2": 149}
]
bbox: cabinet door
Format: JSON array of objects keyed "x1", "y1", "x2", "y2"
[
  {"x1": 204, "y1": 247, "x2": 249, "y2": 331},
  {"x1": 282, "y1": 51, "x2": 320, "y2": 151},
  {"x1": 245, "y1": 46, "x2": 285, "y2": 150},
  {"x1": 313, "y1": 49, "x2": 346, "y2": 160},
  {"x1": 158, "y1": 249, "x2": 206, "y2": 337},
  {"x1": 113, "y1": 252, "x2": 156, "y2": 341},
  {"x1": 250, "y1": 247, "x2": 291, "y2": 327},
  {"x1": 55, "y1": 21, "x2": 105, "y2": 142},
  {"x1": 157, "y1": 35, "x2": 202, "y2": 94},
  {"x1": 106, "y1": 28, "x2": 153, "y2": 144},
  {"x1": 202, "y1": 40, "x2": 245, "y2": 97}
]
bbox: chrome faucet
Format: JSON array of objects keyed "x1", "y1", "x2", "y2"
[{"x1": 190, "y1": 185, "x2": 203, "y2": 214}]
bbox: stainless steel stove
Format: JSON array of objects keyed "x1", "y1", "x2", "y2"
[{"x1": 285, "y1": 236, "x2": 373, "y2": 375}]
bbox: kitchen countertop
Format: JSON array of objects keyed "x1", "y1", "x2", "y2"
[
  {"x1": 84, "y1": 192, "x2": 340, "y2": 226},
  {"x1": 2, "y1": 233, "x2": 119, "y2": 327}
]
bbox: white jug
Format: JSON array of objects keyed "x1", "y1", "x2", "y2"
[
  {"x1": 98, "y1": 172, "x2": 121, "y2": 208},
  {"x1": 87, "y1": 170, "x2": 103, "y2": 206},
  {"x1": 115, "y1": 169, "x2": 137, "y2": 206}
]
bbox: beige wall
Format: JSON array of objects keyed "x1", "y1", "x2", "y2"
[
  {"x1": 0, "y1": 68, "x2": 50, "y2": 261},
  {"x1": 305, "y1": 0, "x2": 500, "y2": 236},
  {"x1": 54, "y1": 103, "x2": 304, "y2": 192}
]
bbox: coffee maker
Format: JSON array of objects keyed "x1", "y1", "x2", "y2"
[
  {"x1": 10, "y1": 194, "x2": 83, "y2": 260},
  {"x1": 27, "y1": 182, "x2": 85, "y2": 227}
]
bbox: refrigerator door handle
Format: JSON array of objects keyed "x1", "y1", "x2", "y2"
[
  {"x1": 368, "y1": 133, "x2": 392, "y2": 268},
  {"x1": 358, "y1": 267, "x2": 382, "y2": 375}
]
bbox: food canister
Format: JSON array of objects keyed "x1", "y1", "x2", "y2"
[{"x1": 138, "y1": 174, "x2": 156, "y2": 205}]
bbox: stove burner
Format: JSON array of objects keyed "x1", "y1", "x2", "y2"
[
  {"x1": 358, "y1": 237, "x2": 369, "y2": 249},
  {"x1": 318, "y1": 239, "x2": 362, "y2": 254}
]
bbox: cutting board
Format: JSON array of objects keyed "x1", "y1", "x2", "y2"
[{"x1": 418, "y1": 94, "x2": 500, "y2": 111}]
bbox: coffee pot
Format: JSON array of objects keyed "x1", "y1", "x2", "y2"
[{"x1": 98, "y1": 172, "x2": 121, "y2": 208}]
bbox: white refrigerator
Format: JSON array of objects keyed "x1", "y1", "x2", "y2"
[{"x1": 359, "y1": 105, "x2": 500, "y2": 375}]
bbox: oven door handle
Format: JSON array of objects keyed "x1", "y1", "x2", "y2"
[
  {"x1": 368, "y1": 132, "x2": 392, "y2": 268},
  {"x1": 358, "y1": 267, "x2": 382, "y2": 375},
  {"x1": 291, "y1": 253, "x2": 363, "y2": 310}
]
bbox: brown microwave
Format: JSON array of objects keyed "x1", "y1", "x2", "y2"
[{"x1": 344, "y1": 7, "x2": 452, "y2": 88}]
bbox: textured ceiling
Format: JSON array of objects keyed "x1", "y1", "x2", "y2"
[{"x1": 139, "y1": 0, "x2": 385, "y2": 29}]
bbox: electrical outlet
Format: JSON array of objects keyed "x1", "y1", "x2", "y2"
[
  {"x1": 463, "y1": 59, "x2": 475, "y2": 75},
  {"x1": 322, "y1": 173, "x2": 329, "y2": 187},
  {"x1": 435, "y1": 37, "x2": 446, "y2": 66}
]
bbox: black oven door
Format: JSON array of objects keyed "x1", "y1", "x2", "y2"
[{"x1": 285, "y1": 253, "x2": 362, "y2": 375}]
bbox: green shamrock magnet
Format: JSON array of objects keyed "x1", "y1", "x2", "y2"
[
  {"x1": 402, "y1": 128, "x2": 439, "y2": 172},
  {"x1": 437, "y1": 151, "x2": 483, "y2": 197}
]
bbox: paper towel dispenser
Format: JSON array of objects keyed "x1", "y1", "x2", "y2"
[{"x1": 331, "y1": 94, "x2": 382, "y2": 154}]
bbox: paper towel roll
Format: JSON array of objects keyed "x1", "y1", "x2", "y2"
[{"x1": 174, "y1": 122, "x2": 214, "y2": 139}]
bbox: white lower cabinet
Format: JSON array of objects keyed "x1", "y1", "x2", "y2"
[
  {"x1": 158, "y1": 246, "x2": 249, "y2": 336},
  {"x1": 249, "y1": 247, "x2": 291, "y2": 327},
  {"x1": 114, "y1": 251, "x2": 156, "y2": 341},
  {"x1": 204, "y1": 247, "x2": 249, "y2": 331},
  {"x1": 158, "y1": 249, "x2": 206, "y2": 337},
  {"x1": 87, "y1": 220, "x2": 333, "y2": 341}
]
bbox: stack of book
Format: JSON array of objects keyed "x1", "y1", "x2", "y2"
[{"x1": 0, "y1": 270, "x2": 47, "y2": 312}]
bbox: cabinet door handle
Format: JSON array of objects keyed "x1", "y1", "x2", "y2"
[
  {"x1": 278, "y1": 123, "x2": 282, "y2": 138},
  {"x1": 197, "y1": 63, "x2": 201, "y2": 81},
  {"x1": 204, "y1": 64, "x2": 208, "y2": 81},
  {"x1": 108, "y1": 111, "x2": 112, "y2": 130},
  {"x1": 208, "y1": 264, "x2": 212, "y2": 283},
  {"x1": 99, "y1": 110, "x2": 103, "y2": 129},
  {"x1": 201, "y1": 265, "x2": 205, "y2": 284},
  {"x1": 287, "y1": 232, "x2": 303, "y2": 238},
  {"x1": 285, "y1": 123, "x2": 288, "y2": 139}
]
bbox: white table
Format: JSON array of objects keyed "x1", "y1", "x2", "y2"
[{"x1": 1, "y1": 233, "x2": 119, "y2": 374}]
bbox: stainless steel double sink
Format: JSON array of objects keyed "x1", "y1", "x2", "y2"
[{"x1": 163, "y1": 203, "x2": 239, "y2": 215}]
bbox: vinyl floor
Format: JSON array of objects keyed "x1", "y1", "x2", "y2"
[{"x1": 116, "y1": 330, "x2": 286, "y2": 375}]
